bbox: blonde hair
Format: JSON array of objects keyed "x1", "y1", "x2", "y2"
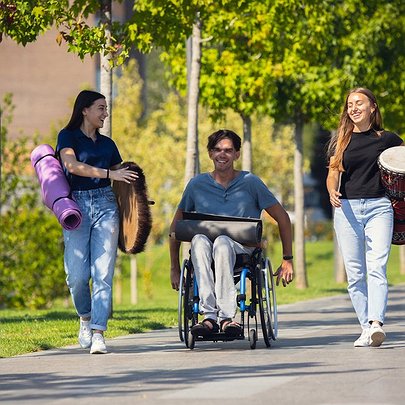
[{"x1": 327, "y1": 87, "x2": 383, "y2": 171}]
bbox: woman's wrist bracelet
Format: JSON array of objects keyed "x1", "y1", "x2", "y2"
[
  {"x1": 283, "y1": 255, "x2": 293, "y2": 261},
  {"x1": 106, "y1": 168, "x2": 110, "y2": 179}
]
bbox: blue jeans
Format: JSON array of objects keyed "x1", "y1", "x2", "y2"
[
  {"x1": 334, "y1": 197, "x2": 393, "y2": 329},
  {"x1": 63, "y1": 186, "x2": 119, "y2": 331}
]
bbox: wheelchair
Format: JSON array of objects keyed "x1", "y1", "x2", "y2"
[{"x1": 177, "y1": 247, "x2": 278, "y2": 350}]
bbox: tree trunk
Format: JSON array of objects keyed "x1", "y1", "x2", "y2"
[
  {"x1": 184, "y1": 16, "x2": 201, "y2": 185},
  {"x1": 241, "y1": 114, "x2": 252, "y2": 172},
  {"x1": 100, "y1": 0, "x2": 114, "y2": 315},
  {"x1": 294, "y1": 115, "x2": 308, "y2": 288},
  {"x1": 182, "y1": 17, "x2": 202, "y2": 261},
  {"x1": 100, "y1": 0, "x2": 112, "y2": 138},
  {"x1": 400, "y1": 245, "x2": 405, "y2": 275},
  {"x1": 124, "y1": 1, "x2": 147, "y2": 120},
  {"x1": 130, "y1": 256, "x2": 138, "y2": 304}
]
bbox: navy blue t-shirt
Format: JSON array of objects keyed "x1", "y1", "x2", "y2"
[{"x1": 56, "y1": 128, "x2": 122, "y2": 191}]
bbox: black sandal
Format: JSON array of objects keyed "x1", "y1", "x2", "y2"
[
  {"x1": 220, "y1": 319, "x2": 243, "y2": 337},
  {"x1": 191, "y1": 318, "x2": 219, "y2": 337}
]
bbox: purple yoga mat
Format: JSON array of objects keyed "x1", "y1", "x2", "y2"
[{"x1": 30, "y1": 144, "x2": 82, "y2": 230}]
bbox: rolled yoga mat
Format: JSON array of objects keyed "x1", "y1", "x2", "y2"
[
  {"x1": 30, "y1": 144, "x2": 82, "y2": 230},
  {"x1": 175, "y1": 219, "x2": 263, "y2": 246}
]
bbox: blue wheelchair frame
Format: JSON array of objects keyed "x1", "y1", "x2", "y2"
[{"x1": 178, "y1": 248, "x2": 278, "y2": 350}]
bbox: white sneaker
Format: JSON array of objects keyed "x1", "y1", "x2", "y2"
[
  {"x1": 78, "y1": 319, "x2": 92, "y2": 349},
  {"x1": 370, "y1": 324, "x2": 386, "y2": 347},
  {"x1": 354, "y1": 329, "x2": 371, "y2": 347},
  {"x1": 90, "y1": 332, "x2": 107, "y2": 354}
]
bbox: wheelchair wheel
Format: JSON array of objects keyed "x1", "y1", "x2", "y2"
[
  {"x1": 183, "y1": 261, "x2": 196, "y2": 348},
  {"x1": 177, "y1": 259, "x2": 188, "y2": 342},
  {"x1": 265, "y1": 257, "x2": 278, "y2": 339},
  {"x1": 257, "y1": 258, "x2": 277, "y2": 347}
]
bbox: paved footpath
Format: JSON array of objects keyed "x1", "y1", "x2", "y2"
[{"x1": 1, "y1": 285, "x2": 405, "y2": 405}]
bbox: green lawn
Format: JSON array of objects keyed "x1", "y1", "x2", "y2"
[{"x1": 1, "y1": 241, "x2": 404, "y2": 358}]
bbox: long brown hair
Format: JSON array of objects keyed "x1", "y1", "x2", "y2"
[{"x1": 327, "y1": 87, "x2": 383, "y2": 171}]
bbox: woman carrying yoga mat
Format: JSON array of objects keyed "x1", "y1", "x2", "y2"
[{"x1": 56, "y1": 90, "x2": 138, "y2": 354}]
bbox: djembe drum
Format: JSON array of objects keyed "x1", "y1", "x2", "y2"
[{"x1": 378, "y1": 146, "x2": 405, "y2": 245}]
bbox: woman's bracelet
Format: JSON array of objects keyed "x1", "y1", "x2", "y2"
[{"x1": 106, "y1": 168, "x2": 110, "y2": 179}]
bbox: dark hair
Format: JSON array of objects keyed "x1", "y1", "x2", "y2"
[
  {"x1": 207, "y1": 129, "x2": 242, "y2": 151},
  {"x1": 65, "y1": 90, "x2": 106, "y2": 131}
]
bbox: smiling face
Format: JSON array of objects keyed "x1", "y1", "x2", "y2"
[
  {"x1": 82, "y1": 98, "x2": 108, "y2": 130},
  {"x1": 208, "y1": 137, "x2": 240, "y2": 172},
  {"x1": 347, "y1": 92, "x2": 376, "y2": 132}
]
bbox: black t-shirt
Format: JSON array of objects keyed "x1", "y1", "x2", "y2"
[{"x1": 340, "y1": 129, "x2": 403, "y2": 199}]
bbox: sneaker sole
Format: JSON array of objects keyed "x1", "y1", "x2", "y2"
[
  {"x1": 90, "y1": 348, "x2": 108, "y2": 354},
  {"x1": 79, "y1": 341, "x2": 92, "y2": 349},
  {"x1": 354, "y1": 339, "x2": 370, "y2": 347},
  {"x1": 370, "y1": 331, "x2": 385, "y2": 347}
]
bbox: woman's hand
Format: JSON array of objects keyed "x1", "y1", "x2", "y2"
[
  {"x1": 110, "y1": 167, "x2": 138, "y2": 183},
  {"x1": 329, "y1": 189, "x2": 342, "y2": 208},
  {"x1": 326, "y1": 165, "x2": 341, "y2": 208}
]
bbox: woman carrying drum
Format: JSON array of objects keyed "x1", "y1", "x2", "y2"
[
  {"x1": 57, "y1": 90, "x2": 138, "y2": 354},
  {"x1": 326, "y1": 87, "x2": 403, "y2": 348}
]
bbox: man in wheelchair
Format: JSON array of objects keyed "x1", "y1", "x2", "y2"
[{"x1": 169, "y1": 129, "x2": 294, "y2": 338}]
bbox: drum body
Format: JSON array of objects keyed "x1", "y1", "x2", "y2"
[
  {"x1": 378, "y1": 146, "x2": 405, "y2": 245},
  {"x1": 112, "y1": 162, "x2": 152, "y2": 254},
  {"x1": 391, "y1": 200, "x2": 405, "y2": 245}
]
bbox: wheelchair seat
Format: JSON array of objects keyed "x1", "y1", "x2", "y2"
[{"x1": 234, "y1": 253, "x2": 252, "y2": 268}]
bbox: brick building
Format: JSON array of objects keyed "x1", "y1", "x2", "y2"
[
  {"x1": 0, "y1": 2, "x2": 133, "y2": 140},
  {"x1": 0, "y1": 28, "x2": 97, "y2": 139}
]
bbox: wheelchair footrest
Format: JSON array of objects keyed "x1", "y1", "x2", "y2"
[{"x1": 194, "y1": 332, "x2": 245, "y2": 342}]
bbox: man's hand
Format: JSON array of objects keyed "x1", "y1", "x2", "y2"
[
  {"x1": 274, "y1": 260, "x2": 294, "y2": 287},
  {"x1": 170, "y1": 264, "x2": 181, "y2": 291}
]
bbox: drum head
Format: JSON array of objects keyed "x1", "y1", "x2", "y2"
[
  {"x1": 379, "y1": 146, "x2": 405, "y2": 173},
  {"x1": 112, "y1": 162, "x2": 152, "y2": 254}
]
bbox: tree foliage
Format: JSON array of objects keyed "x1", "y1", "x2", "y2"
[
  {"x1": 268, "y1": 0, "x2": 405, "y2": 133},
  {"x1": 111, "y1": 62, "x2": 296, "y2": 243},
  {"x1": 0, "y1": 94, "x2": 66, "y2": 309},
  {"x1": 0, "y1": 0, "x2": 65, "y2": 44}
]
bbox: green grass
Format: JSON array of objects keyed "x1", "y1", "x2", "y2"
[{"x1": 1, "y1": 241, "x2": 404, "y2": 358}]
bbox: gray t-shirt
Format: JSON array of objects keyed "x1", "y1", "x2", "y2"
[{"x1": 178, "y1": 171, "x2": 278, "y2": 218}]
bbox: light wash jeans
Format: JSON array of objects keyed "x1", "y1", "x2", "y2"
[
  {"x1": 334, "y1": 197, "x2": 393, "y2": 329},
  {"x1": 190, "y1": 234, "x2": 254, "y2": 322},
  {"x1": 63, "y1": 186, "x2": 119, "y2": 331}
]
